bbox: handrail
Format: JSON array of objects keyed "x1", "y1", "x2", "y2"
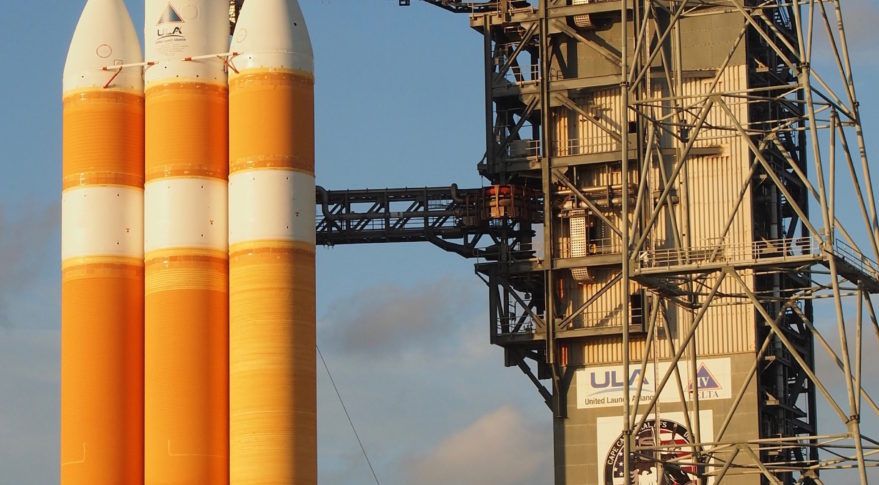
[{"x1": 636, "y1": 235, "x2": 879, "y2": 279}]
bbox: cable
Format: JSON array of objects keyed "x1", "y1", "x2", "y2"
[{"x1": 317, "y1": 345, "x2": 382, "y2": 485}]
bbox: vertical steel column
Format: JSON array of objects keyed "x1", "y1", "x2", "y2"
[
  {"x1": 619, "y1": 0, "x2": 632, "y2": 480},
  {"x1": 538, "y1": 0, "x2": 557, "y2": 408},
  {"x1": 791, "y1": 0, "x2": 868, "y2": 481},
  {"x1": 484, "y1": 15, "x2": 497, "y2": 178}
]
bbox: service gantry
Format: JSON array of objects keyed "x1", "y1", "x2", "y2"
[{"x1": 233, "y1": 0, "x2": 879, "y2": 483}]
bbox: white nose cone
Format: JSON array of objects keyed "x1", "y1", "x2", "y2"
[
  {"x1": 63, "y1": 0, "x2": 143, "y2": 92},
  {"x1": 231, "y1": 0, "x2": 313, "y2": 73},
  {"x1": 144, "y1": 0, "x2": 230, "y2": 84}
]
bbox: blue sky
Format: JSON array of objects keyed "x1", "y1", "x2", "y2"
[{"x1": 4, "y1": 0, "x2": 879, "y2": 483}]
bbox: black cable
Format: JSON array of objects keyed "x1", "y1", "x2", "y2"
[{"x1": 317, "y1": 345, "x2": 382, "y2": 485}]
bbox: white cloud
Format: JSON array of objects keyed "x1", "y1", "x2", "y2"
[
  {"x1": 402, "y1": 406, "x2": 553, "y2": 485},
  {"x1": 0, "y1": 203, "x2": 61, "y2": 480},
  {"x1": 0, "y1": 200, "x2": 59, "y2": 329},
  {"x1": 318, "y1": 276, "x2": 482, "y2": 360},
  {"x1": 315, "y1": 279, "x2": 552, "y2": 485}
]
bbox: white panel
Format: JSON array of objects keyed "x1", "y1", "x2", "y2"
[
  {"x1": 230, "y1": 0, "x2": 313, "y2": 74},
  {"x1": 229, "y1": 170, "x2": 315, "y2": 245},
  {"x1": 570, "y1": 216, "x2": 587, "y2": 258},
  {"x1": 145, "y1": 178, "x2": 228, "y2": 252},
  {"x1": 62, "y1": 186, "x2": 143, "y2": 260},
  {"x1": 64, "y1": 0, "x2": 143, "y2": 92},
  {"x1": 576, "y1": 358, "x2": 732, "y2": 409},
  {"x1": 144, "y1": 0, "x2": 229, "y2": 84},
  {"x1": 569, "y1": 216, "x2": 592, "y2": 282},
  {"x1": 571, "y1": 0, "x2": 594, "y2": 28}
]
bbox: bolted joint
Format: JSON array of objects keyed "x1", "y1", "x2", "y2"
[{"x1": 847, "y1": 414, "x2": 861, "y2": 424}]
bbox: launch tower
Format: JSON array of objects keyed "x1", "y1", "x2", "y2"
[{"x1": 238, "y1": 0, "x2": 879, "y2": 483}]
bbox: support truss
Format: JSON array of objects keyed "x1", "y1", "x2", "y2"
[
  {"x1": 416, "y1": 0, "x2": 879, "y2": 483},
  {"x1": 620, "y1": 1, "x2": 879, "y2": 482}
]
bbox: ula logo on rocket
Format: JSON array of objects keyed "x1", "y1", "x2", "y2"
[{"x1": 156, "y1": 4, "x2": 185, "y2": 41}]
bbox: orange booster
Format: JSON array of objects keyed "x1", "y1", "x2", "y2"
[
  {"x1": 143, "y1": 1, "x2": 230, "y2": 483},
  {"x1": 228, "y1": 1, "x2": 317, "y2": 484},
  {"x1": 61, "y1": 0, "x2": 145, "y2": 483}
]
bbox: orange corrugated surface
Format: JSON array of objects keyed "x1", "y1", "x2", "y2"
[
  {"x1": 229, "y1": 71, "x2": 314, "y2": 173},
  {"x1": 145, "y1": 83, "x2": 228, "y2": 180},
  {"x1": 230, "y1": 244, "x2": 316, "y2": 483},
  {"x1": 229, "y1": 69, "x2": 316, "y2": 484},
  {"x1": 61, "y1": 265, "x2": 144, "y2": 484},
  {"x1": 145, "y1": 82, "x2": 229, "y2": 484},
  {"x1": 62, "y1": 91, "x2": 144, "y2": 189},
  {"x1": 60, "y1": 92, "x2": 143, "y2": 485},
  {"x1": 144, "y1": 257, "x2": 228, "y2": 482}
]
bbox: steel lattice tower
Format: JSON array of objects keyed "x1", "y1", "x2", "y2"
[
  {"x1": 231, "y1": 0, "x2": 879, "y2": 482},
  {"x1": 408, "y1": 0, "x2": 879, "y2": 483}
]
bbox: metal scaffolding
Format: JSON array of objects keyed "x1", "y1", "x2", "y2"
[
  {"x1": 314, "y1": 185, "x2": 540, "y2": 257},
  {"x1": 438, "y1": 0, "x2": 877, "y2": 483},
  {"x1": 304, "y1": 0, "x2": 879, "y2": 482},
  {"x1": 404, "y1": 0, "x2": 879, "y2": 483}
]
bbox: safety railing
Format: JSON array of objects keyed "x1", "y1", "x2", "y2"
[
  {"x1": 570, "y1": 236, "x2": 622, "y2": 257},
  {"x1": 502, "y1": 138, "x2": 626, "y2": 160},
  {"x1": 638, "y1": 236, "x2": 817, "y2": 269},
  {"x1": 568, "y1": 308, "x2": 644, "y2": 329},
  {"x1": 496, "y1": 298, "x2": 538, "y2": 337},
  {"x1": 587, "y1": 237, "x2": 623, "y2": 256},
  {"x1": 498, "y1": 64, "x2": 540, "y2": 85},
  {"x1": 496, "y1": 318, "x2": 536, "y2": 337},
  {"x1": 553, "y1": 138, "x2": 619, "y2": 157},
  {"x1": 504, "y1": 139, "x2": 541, "y2": 159},
  {"x1": 496, "y1": 306, "x2": 646, "y2": 336},
  {"x1": 833, "y1": 238, "x2": 879, "y2": 280},
  {"x1": 637, "y1": 235, "x2": 879, "y2": 279}
]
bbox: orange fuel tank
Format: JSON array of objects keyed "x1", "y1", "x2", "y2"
[
  {"x1": 228, "y1": 1, "x2": 317, "y2": 483},
  {"x1": 61, "y1": 0, "x2": 144, "y2": 483},
  {"x1": 143, "y1": 0, "x2": 230, "y2": 482}
]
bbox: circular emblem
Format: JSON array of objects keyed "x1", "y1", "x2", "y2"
[
  {"x1": 96, "y1": 44, "x2": 112, "y2": 58},
  {"x1": 180, "y1": 4, "x2": 198, "y2": 20},
  {"x1": 234, "y1": 27, "x2": 248, "y2": 44},
  {"x1": 605, "y1": 419, "x2": 697, "y2": 484}
]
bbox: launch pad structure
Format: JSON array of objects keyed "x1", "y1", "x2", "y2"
[{"x1": 237, "y1": 0, "x2": 879, "y2": 483}]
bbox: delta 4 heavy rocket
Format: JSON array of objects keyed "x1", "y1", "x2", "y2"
[{"x1": 61, "y1": 0, "x2": 316, "y2": 483}]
